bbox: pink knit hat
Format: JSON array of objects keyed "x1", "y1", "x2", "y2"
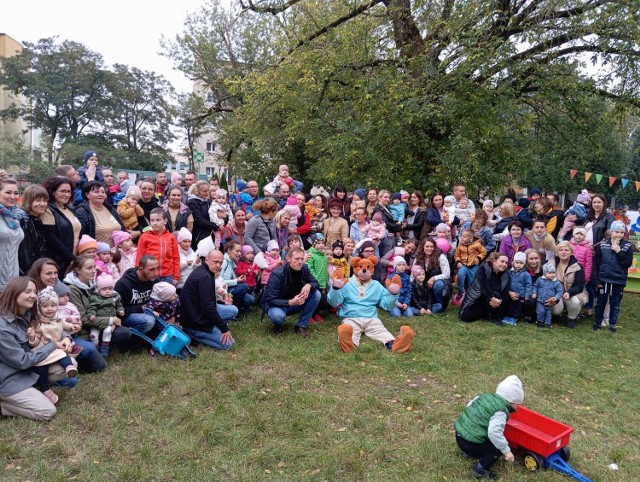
[
  {"x1": 411, "y1": 265, "x2": 425, "y2": 278},
  {"x1": 372, "y1": 212, "x2": 383, "y2": 223},
  {"x1": 111, "y1": 230, "x2": 131, "y2": 247},
  {"x1": 78, "y1": 235, "x2": 98, "y2": 254},
  {"x1": 171, "y1": 171, "x2": 182, "y2": 184},
  {"x1": 287, "y1": 195, "x2": 298, "y2": 206},
  {"x1": 151, "y1": 282, "x2": 177, "y2": 302},
  {"x1": 241, "y1": 245, "x2": 254, "y2": 257},
  {"x1": 95, "y1": 274, "x2": 115, "y2": 292}
]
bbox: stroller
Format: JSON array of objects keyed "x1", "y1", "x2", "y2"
[{"x1": 129, "y1": 309, "x2": 197, "y2": 361}]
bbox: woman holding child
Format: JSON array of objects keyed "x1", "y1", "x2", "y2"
[{"x1": 0, "y1": 277, "x2": 60, "y2": 421}]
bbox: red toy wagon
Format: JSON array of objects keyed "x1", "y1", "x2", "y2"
[{"x1": 505, "y1": 406, "x2": 592, "y2": 482}]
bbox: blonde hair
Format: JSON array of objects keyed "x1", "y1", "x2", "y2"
[
  {"x1": 555, "y1": 240, "x2": 574, "y2": 255},
  {"x1": 500, "y1": 200, "x2": 515, "y2": 218}
]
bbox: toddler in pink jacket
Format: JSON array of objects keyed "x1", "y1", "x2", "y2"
[{"x1": 569, "y1": 227, "x2": 593, "y2": 283}]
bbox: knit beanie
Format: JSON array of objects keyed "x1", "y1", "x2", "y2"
[
  {"x1": 97, "y1": 242, "x2": 111, "y2": 254},
  {"x1": 444, "y1": 195, "x2": 455, "y2": 204},
  {"x1": 435, "y1": 223, "x2": 451, "y2": 233},
  {"x1": 572, "y1": 227, "x2": 586, "y2": 237},
  {"x1": 95, "y1": 274, "x2": 115, "y2": 292},
  {"x1": 496, "y1": 375, "x2": 525, "y2": 405},
  {"x1": 542, "y1": 263, "x2": 556, "y2": 275},
  {"x1": 482, "y1": 199, "x2": 494, "y2": 209},
  {"x1": 215, "y1": 188, "x2": 227, "y2": 198},
  {"x1": 112, "y1": 230, "x2": 131, "y2": 247},
  {"x1": 284, "y1": 178, "x2": 294, "y2": 187},
  {"x1": 151, "y1": 281, "x2": 177, "y2": 302},
  {"x1": 393, "y1": 256, "x2": 407, "y2": 268},
  {"x1": 83, "y1": 150, "x2": 98, "y2": 163},
  {"x1": 266, "y1": 240, "x2": 280, "y2": 252},
  {"x1": 358, "y1": 240, "x2": 375, "y2": 254},
  {"x1": 309, "y1": 233, "x2": 325, "y2": 246},
  {"x1": 236, "y1": 179, "x2": 247, "y2": 192},
  {"x1": 394, "y1": 247, "x2": 405, "y2": 257},
  {"x1": 177, "y1": 227, "x2": 192, "y2": 243},
  {"x1": 529, "y1": 187, "x2": 541, "y2": 196},
  {"x1": 354, "y1": 188, "x2": 365, "y2": 199},
  {"x1": 37, "y1": 287, "x2": 59, "y2": 309},
  {"x1": 372, "y1": 212, "x2": 383, "y2": 223},
  {"x1": 513, "y1": 252, "x2": 527, "y2": 264},
  {"x1": 400, "y1": 190, "x2": 410, "y2": 200},
  {"x1": 392, "y1": 192, "x2": 401, "y2": 201},
  {"x1": 518, "y1": 198, "x2": 531, "y2": 209},
  {"x1": 241, "y1": 245, "x2": 254, "y2": 257},
  {"x1": 332, "y1": 240, "x2": 344, "y2": 250},
  {"x1": 411, "y1": 265, "x2": 425, "y2": 278},
  {"x1": 171, "y1": 172, "x2": 182, "y2": 184},
  {"x1": 78, "y1": 235, "x2": 98, "y2": 254},
  {"x1": 576, "y1": 189, "x2": 590, "y2": 204},
  {"x1": 53, "y1": 282, "x2": 71, "y2": 298},
  {"x1": 195, "y1": 236, "x2": 215, "y2": 258},
  {"x1": 287, "y1": 195, "x2": 298, "y2": 206},
  {"x1": 610, "y1": 220, "x2": 626, "y2": 232}
]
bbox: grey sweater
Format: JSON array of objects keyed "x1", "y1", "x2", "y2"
[
  {"x1": 0, "y1": 216, "x2": 25, "y2": 291},
  {"x1": 0, "y1": 311, "x2": 57, "y2": 396}
]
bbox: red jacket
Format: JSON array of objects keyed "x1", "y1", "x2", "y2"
[{"x1": 136, "y1": 229, "x2": 180, "y2": 280}]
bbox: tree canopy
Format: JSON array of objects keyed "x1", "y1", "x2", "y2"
[{"x1": 166, "y1": 0, "x2": 640, "y2": 195}]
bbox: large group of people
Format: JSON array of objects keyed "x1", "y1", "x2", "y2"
[{"x1": 0, "y1": 150, "x2": 633, "y2": 422}]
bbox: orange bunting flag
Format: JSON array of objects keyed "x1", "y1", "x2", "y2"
[
  {"x1": 570, "y1": 169, "x2": 577, "y2": 179},
  {"x1": 636, "y1": 181, "x2": 640, "y2": 191},
  {"x1": 609, "y1": 176, "x2": 616, "y2": 187},
  {"x1": 585, "y1": 172, "x2": 592, "y2": 182}
]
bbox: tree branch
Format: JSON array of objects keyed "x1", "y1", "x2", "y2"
[{"x1": 239, "y1": 0, "x2": 303, "y2": 15}]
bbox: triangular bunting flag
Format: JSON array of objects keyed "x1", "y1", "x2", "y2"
[
  {"x1": 595, "y1": 174, "x2": 603, "y2": 184},
  {"x1": 636, "y1": 181, "x2": 640, "y2": 191},
  {"x1": 622, "y1": 179, "x2": 629, "y2": 188},
  {"x1": 570, "y1": 169, "x2": 577, "y2": 179},
  {"x1": 585, "y1": 172, "x2": 592, "y2": 182},
  {"x1": 609, "y1": 176, "x2": 616, "y2": 187}
]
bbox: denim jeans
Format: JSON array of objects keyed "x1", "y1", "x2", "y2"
[
  {"x1": 390, "y1": 306, "x2": 414, "y2": 317},
  {"x1": 457, "y1": 265, "x2": 478, "y2": 294},
  {"x1": 158, "y1": 275, "x2": 174, "y2": 284},
  {"x1": 184, "y1": 326, "x2": 235, "y2": 350},
  {"x1": 411, "y1": 304, "x2": 442, "y2": 315},
  {"x1": 595, "y1": 283, "x2": 624, "y2": 327},
  {"x1": 267, "y1": 290, "x2": 321, "y2": 328},
  {"x1": 72, "y1": 337, "x2": 106, "y2": 372},
  {"x1": 217, "y1": 303, "x2": 239, "y2": 321},
  {"x1": 433, "y1": 279, "x2": 446, "y2": 306},
  {"x1": 292, "y1": 180, "x2": 304, "y2": 193},
  {"x1": 229, "y1": 282, "x2": 255, "y2": 310},
  {"x1": 123, "y1": 312, "x2": 156, "y2": 334}
]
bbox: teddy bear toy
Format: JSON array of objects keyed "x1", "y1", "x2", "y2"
[{"x1": 328, "y1": 255, "x2": 415, "y2": 353}]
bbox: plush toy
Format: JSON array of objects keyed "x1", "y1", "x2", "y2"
[{"x1": 327, "y1": 256, "x2": 415, "y2": 353}]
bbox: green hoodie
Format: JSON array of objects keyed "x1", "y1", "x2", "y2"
[{"x1": 306, "y1": 247, "x2": 328, "y2": 289}]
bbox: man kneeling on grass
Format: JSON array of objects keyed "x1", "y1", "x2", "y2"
[{"x1": 261, "y1": 247, "x2": 320, "y2": 338}]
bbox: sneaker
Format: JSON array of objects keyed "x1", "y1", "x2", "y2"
[
  {"x1": 273, "y1": 324, "x2": 284, "y2": 335},
  {"x1": 536, "y1": 321, "x2": 545, "y2": 328},
  {"x1": 502, "y1": 317, "x2": 517, "y2": 326},
  {"x1": 99, "y1": 344, "x2": 110, "y2": 358},
  {"x1": 43, "y1": 389, "x2": 59, "y2": 405},
  {"x1": 472, "y1": 462, "x2": 497, "y2": 480},
  {"x1": 65, "y1": 365, "x2": 78, "y2": 378},
  {"x1": 609, "y1": 325, "x2": 617, "y2": 333},
  {"x1": 493, "y1": 320, "x2": 505, "y2": 327},
  {"x1": 592, "y1": 324, "x2": 601, "y2": 331},
  {"x1": 294, "y1": 326, "x2": 310, "y2": 339},
  {"x1": 566, "y1": 319, "x2": 576, "y2": 329},
  {"x1": 545, "y1": 323, "x2": 552, "y2": 329}
]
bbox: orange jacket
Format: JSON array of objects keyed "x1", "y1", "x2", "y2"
[
  {"x1": 135, "y1": 229, "x2": 180, "y2": 280},
  {"x1": 454, "y1": 238, "x2": 488, "y2": 267}
]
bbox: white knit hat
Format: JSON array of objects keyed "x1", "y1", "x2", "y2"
[
  {"x1": 151, "y1": 282, "x2": 177, "y2": 302},
  {"x1": 496, "y1": 375, "x2": 525, "y2": 404},
  {"x1": 393, "y1": 256, "x2": 407, "y2": 269},
  {"x1": 177, "y1": 227, "x2": 192, "y2": 243}
]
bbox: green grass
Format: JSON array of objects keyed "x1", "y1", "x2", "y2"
[{"x1": 2, "y1": 296, "x2": 639, "y2": 481}]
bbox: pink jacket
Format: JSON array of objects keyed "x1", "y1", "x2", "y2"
[
  {"x1": 261, "y1": 253, "x2": 282, "y2": 285},
  {"x1": 569, "y1": 239, "x2": 593, "y2": 283}
]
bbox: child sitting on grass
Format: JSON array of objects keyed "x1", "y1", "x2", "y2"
[
  {"x1": 236, "y1": 245, "x2": 261, "y2": 294},
  {"x1": 454, "y1": 375, "x2": 524, "y2": 480},
  {"x1": 388, "y1": 257, "x2": 412, "y2": 318},
  {"x1": 147, "y1": 282, "x2": 181, "y2": 327},
  {"x1": 410, "y1": 266, "x2": 441, "y2": 315}
]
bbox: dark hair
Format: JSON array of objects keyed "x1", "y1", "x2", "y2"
[
  {"x1": 332, "y1": 184, "x2": 347, "y2": 198},
  {"x1": 139, "y1": 254, "x2": 157, "y2": 268},
  {"x1": 328, "y1": 198, "x2": 343, "y2": 210},
  {"x1": 150, "y1": 207, "x2": 167, "y2": 219},
  {"x1": 81, "y1": 180, "x2": 106, "y2": 200},
  {"x1": 186, "y1": 170, "x2": 196, "y2": 176},
  {"x1": 428, "y1": 191, "x2": 445, "y2": 209},
  {"x1": 488, "y1": 251, "x2": 508, "y2": 266},
  {"x1": 69, "y1": 255, "x2": 96, "y2": 273},
  {"x1": 410, "y1": 190, "x2": 424, "y2": 207},
  {"x1": 586, "y1": 193, "x2": 608, "y2": 222},
  {"x1": 547, "y1": 192, "x2": 560, "y2": 205},
  {"x1": 532, "y1": 217, "x2": 547, "y2": 227},
  {"x1": 27, "y1": 258, "x2": 59, "y2": 292},
  {"x1": 167, "y1": 185, "x2": 184, "y2": 197},
  {"x1": 314, "y1": 194, "x2": 328, "y2": 212},
  {"x1": 535, "y1": 197, "x2": 552, "y2": 214},
  {"x1": 21, "y1": 185, "x2": 49, "y2": 213},
  {"x1": 224, "y1": 240, "x2": 241, "y2": 253},
  {"x1": 139, "y1": 177, "x2": 156, "y2": 186},
  {"x1": 287, "y1": 233, "x2": 301, "y2": 245},
  {"x1": 472, "y1": 210, "x2": 488, "y2": 228},
  {"x1": 0, "y1": 277, "x2": 36, "y2": 317},
  {"x1": 42, "y1": 176, "x2": 74, "y2": 203},
  {"x1": 415, "y1": 237, "x2": 440, "y2": 269},
  {"x1": 508, "y1": 220, "x2": 524, "y2": 232}
]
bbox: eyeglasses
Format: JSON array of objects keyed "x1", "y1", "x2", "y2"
[{"x1": 362, "y1": 249, "x2": 375, "y2": 254}]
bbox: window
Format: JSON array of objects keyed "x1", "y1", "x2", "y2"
[
  {"x1": 206, "y1": 167, "x2": 215, "y2": 177},
  {"x1": 206, "y1": 142, "x2": 216, "y2": 153},
  {"x1": 206, "y1": 92, "x2": 215, "y2": 103}
]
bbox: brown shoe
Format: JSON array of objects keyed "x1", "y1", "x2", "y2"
[{"x1": 294, "y1": 326, "x2": 310, "y2": 339}]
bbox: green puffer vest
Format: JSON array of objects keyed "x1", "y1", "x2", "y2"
[{"x1": 454, "y1": 393, "x2": 514, "y2": 444}]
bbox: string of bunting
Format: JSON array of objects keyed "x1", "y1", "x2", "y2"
[{"x1": 569, "y1": 169, "x2": 639, "y2": 190}]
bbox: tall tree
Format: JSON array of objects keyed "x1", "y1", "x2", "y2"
[
  {"x1": 0, "y1": 37, "x2": 110, "y2": 164},
  {"x1": 176, "y1": 93, "x2": 209, "y2": 170}
]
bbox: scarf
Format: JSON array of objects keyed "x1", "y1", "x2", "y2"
[
  {"x1": 0, "y1": 203, "x2": 26, "y2": 229},
  {"x1": 63, "y1": 271, "x2": 96, "y2": 291}
]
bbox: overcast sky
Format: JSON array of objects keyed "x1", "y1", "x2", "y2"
[{"x1": 2, "y1": 0, "x2": 211, "y2": 93}]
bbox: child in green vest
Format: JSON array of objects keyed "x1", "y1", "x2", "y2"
[{"x1": 454, "y1": 375, "x2": 525, "y2": 480}]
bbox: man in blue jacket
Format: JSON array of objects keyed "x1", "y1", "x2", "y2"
[{"x1": 261, "y1": 247, "x2": 320, "y2": 338}]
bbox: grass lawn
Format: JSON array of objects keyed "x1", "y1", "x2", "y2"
[{"x1": 1, "y1": 295, "x2": 639, "y2": 481}]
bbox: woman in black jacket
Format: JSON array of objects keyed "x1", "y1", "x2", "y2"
[
  {"x1": 74, "y1": 181, "x2": 125, "y2": 246},
  {"x1": 459, "y1": 253, "x2": 511, "y2": 323},
  {"x1": 187, "y1": 180, "x2": 217, "y2": 250},
  {"x1": 40, "y1": 176, "x2": 82, "y2": 277},
  {"x1": 18, "y1": 185, "x2": 49, "y2": 275}
]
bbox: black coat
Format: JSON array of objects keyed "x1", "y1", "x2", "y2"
[
  {"x1": 260, "y1": 263, "x2": 319, "y2": 313},
  {"x1": 187, "y1": 197, "x2": 217, "y2": 249},
  {"x1": 373, "y1": 205, "x2": 403, "y2": 234},
  {"x1": 41, "y1": 203, "x2": 77, "y2": 276},
  {"x1": 18, "y1": 215, "x2": 47, "y2": 275},
  {"x1": 405, "y1": 208, "x2": 426, "y2": 240},
  {"x1": 180, "y1": 263, "x2": 228, "y2": 333},
  {"x1": 460, "y1": 262, "x2": 510, "y2": 310},
  {"x1": 75, "y1": 201, "x2": 125, "y2": 239}
]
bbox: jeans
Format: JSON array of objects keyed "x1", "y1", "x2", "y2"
[
  {"x1": 72, "y1": 337, "x2": 106, "y2": 372},
  {"x1": 595, "y1": 283, "x2": 624, "y2": 327},
  {"x1": 390, "y1": 306, "x2": 414, "y2": 317},
  {"x1": 229, "y1": 282, "x2": 255, "y2": 310},
  {"x1": 292, "y1": 180, "x2": 304, "y2": 193},
  {"x1": 457, "y1": 265, "x2": 478, "y2": 294},
  {"x1": 267, "y1": 290, "x2": 321, "y2": 328},
  {"x1": 536, "y1": 302, "x2": 552, "y2": 324},
  {"x1": 123, "y1": 312, "x2": 156, "y2": 334},
  {"x1": 433, "y1": 280, "x2": 446, "y2": 306},
  {"x1": 158, "y1": 275, "x2": 174, "y2": 284},
  {"x1": 411, "y1": 304, "x2": 442, "y2": 315},
  {"x1": 456, "y1": 433, "x2": 502, "y2": 470},
  {"x1": 217, "y1": 303, "x2": 239, "y2": 321},
  {"x1": 184, "y1": 326, "x2": 235, "y2": 350}
]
